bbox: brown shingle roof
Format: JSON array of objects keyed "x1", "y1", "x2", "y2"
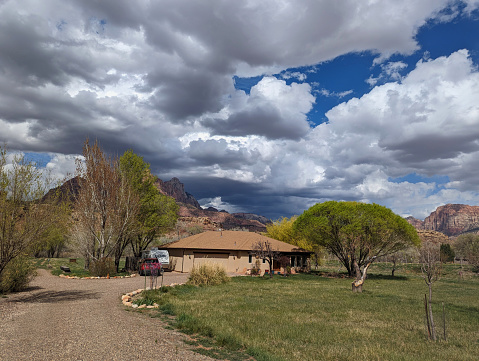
[{"x1": 163, "y1": 231, "x2": 309, "y2": 253}]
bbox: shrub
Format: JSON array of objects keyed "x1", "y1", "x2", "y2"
[
  {"x1": 89, "y1": 257, "x2": 115, "y2": 277},
  {"x1": 187, "y1": 263, "x2": 230, "y2": 286},
  {"x1": 440, "y1": 243, "x2": 455, "y2": 263},
  {"x1": 0, "y1": 257, "x2": 37, "y2": 293},
  {"x1": 251, "y1": 259, "x2": 261, "y2": 276}
]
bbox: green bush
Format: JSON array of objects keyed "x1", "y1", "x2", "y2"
[
  {"x1": 0, "y1": 257, "x2": 37, "y2": 293},
  {"x1": 187, "y1": 263, "x2": 230, "y2": 286},
  {"x1": 89, "y1": 257, "x2": 115, "y2": 277},
  {"x1": 440, "y1": 243, "x2": 455, "y2": 263}
]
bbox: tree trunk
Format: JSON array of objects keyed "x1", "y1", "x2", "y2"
[
  {"x1": 428, "y1": 283, "x2": 436, "y2": 341},
  {"x1": 424, "y1": 294, "x2": 431, "y2": 339},
  {"x1": 351, "y1": 258, "x2": 375, "y2": 293},
  {"x1": 114, "y1": 257, "x2": 120, "y2": 274},
  {"x1": 352, "y1": 259, "x2": 363, "y2": 292},
  {"x1": 352, "y1": 280, "x2": 363, "y2": 292},
  {"x1": 125, "y1": 256, "x2": 140, "y2": 271}
]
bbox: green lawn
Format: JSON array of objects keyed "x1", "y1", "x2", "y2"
[
  {"x1": 31, "y1": 257, "x2": 129, "y2": 277},
  {"x1": 142, "y1": 263, "x2": 479, "y2": 361}
]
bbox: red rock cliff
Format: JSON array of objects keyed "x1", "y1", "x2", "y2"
[{"x1": 422, "y1": 204, "x2": 479, "y2": 237}]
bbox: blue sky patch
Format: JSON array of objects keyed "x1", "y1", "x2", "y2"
[
  {"x1": 389, "y1": 173, "x2": 450, "y2": 185},
  {"x1": 23, "y1": 152, "x2": 52, "y2": 168}
]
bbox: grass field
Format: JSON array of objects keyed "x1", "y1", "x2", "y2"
[
  {"x1": 31, "y1": 257, "x2": 129, "y2": 277},
  {"x1": 139, "y1": 262, "x2": 479, "y2": 361}
]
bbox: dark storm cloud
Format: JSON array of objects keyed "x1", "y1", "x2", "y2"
[
  {"x1": 381, "y1": 133, "x2": 479, "y2": 163},
  {"x1": 0, "y1": 14, "x2": 67, "y2": 87},
  {"x1": 187, "y1": 139, "x2": 260, "y2": 168},
  {"x1": 146, "y1": 70, "x2": 230, "y2": 121},
  {"x1": 204, "y1": 106, "x2": 310, "y2": 140}
]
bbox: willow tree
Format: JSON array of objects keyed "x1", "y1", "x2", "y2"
[
  {"x1": 119, "y1": 150, "x2": 178, "y2": 260},
  {"x1": 294, "y1": 201, "x2": 420, "y2": 292}
]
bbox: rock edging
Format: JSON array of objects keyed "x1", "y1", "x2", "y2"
[
  {"x1": 59, "y1": 274, "x2": 138, "y2": 280},
  {"x1": 121, "y1": 283, "x2": 185, "y2": 309}
]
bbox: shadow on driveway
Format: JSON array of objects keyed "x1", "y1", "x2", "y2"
[{"x1": 12, "y1": 290, "x2": 101, "y2": 304}]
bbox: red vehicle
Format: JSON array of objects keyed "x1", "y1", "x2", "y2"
[{"x1": 139, "y1": 258, "x2": 163, "y2": 276}]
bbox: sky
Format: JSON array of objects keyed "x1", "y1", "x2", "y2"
[{"x1": 1, "y1": 0, "x2": 479, "y2": 220}]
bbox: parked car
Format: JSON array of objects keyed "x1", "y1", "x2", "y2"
[
  {"x1": 141, "y1": 248, "x2": 170, "y2": 270},
  {"x1": 139, "y1": 258, "x2": 163, "y2": 276}
]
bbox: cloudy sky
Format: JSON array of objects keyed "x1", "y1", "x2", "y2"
[{"x1": 1, "y1": 0, "x2": 479, "y2": 220}]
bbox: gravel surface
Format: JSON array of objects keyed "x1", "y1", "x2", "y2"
[{"x1": 0, "y1": 269, "x2": 215, "y2": 361}]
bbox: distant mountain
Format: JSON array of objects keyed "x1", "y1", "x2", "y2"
[
  {"x1": 233, "y1": 213, "x2": 271, "y2": 225},
  {"x1": 154, "y1": 177, "x2": 201, "y2": 209},
  {"x1": 178, "y1": 206, "x2": 268, "y2": 233},
  {"x1": 45, "y1": 175, "x2": 271, "y2": 234},
  {"x1": 406, "y1": 204, "x2": 479, "y2": 237},
  {"x1": 41, "y1": 176, "x2": 80, "y2": 204},
  {"x1": 154, "y1": 177, "x2": 271, "y2": 232}
]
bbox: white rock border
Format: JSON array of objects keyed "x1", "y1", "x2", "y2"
[
  {"x1": 59, "y1": 274, "x2": 138, "y2": 280},
  {"x1": 122, "y1": 283, "x2": 185, "y2": 309}
]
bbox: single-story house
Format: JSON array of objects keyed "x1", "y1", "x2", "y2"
[{"x1": 163, "y1": 230, "x2": 311, "y2": 274}]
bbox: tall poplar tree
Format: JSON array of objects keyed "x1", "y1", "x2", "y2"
[
  {"x1": 72, "y1": 140, "x2": 139, "y2": 270},
  {"x1": 119, "y1": 150, "x2": 178, "y2": 260}
]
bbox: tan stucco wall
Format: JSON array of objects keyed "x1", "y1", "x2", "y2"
[
  {"x1": 168, "y1": 249, "x2": 273, "y2": 274},
  {"x1": 168, "y1": 249, "x2": 310, "y2": 274}
]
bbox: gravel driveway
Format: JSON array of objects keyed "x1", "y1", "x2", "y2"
[{"x1": 0, "y1": 269, "x2": 214, "y2": 361}]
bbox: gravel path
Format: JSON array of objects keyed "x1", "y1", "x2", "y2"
[{"x1": 0, "y1": 269, "x2": 214, "y2": 361}]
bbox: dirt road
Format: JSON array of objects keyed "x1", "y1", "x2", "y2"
[{"x1": 0, "y1": 269, "x2": 213, "y2": 361}]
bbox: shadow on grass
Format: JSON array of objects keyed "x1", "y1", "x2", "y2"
[
  {"x1": 310, "y1": 271, "x2": 350, "y2": 279},
  {"x1": 13, "y1": 290, "x2": 101, "y2": 303},
  {"x1": 367, "y1": 274, "x2": 409, "y2": 281},
  {"x1": 309, "y1": 270, "x2": 409, "y2": 281}
]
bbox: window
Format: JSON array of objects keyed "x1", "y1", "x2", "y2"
[
  {"x1": 248, "y1": 254, "x2": 253, "y2": 263},
  {"x1": 291, "y1": 256, "x2": 296, "y2": 267}
]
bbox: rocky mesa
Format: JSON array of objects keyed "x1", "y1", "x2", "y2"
[{"x1": 407, "y1": 204, "x2": 479, "y2": 237}]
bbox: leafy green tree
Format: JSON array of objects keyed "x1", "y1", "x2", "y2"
[
  {"x1": 265, "y1": 217, "x2": 298, "y2": 244},
  {"x1": 439, "y1": 243, "x2": 455, "y2": 263},
  {"x1": 265, "y1": 215, "x2": 325, "y2": 270},
  {"x1": 294, "y1": 201, "x2": 420, "y2": 292},
  {"x1": 119, "y1": 150, "x2": 178, "y2": 262},
  {"x1": 265, "y1": 216, "x2": 323, "y2": 259}
]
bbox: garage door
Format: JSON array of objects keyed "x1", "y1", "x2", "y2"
[{"x1": 193, "y1": 252, "x2": 229, "y2": 269}]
